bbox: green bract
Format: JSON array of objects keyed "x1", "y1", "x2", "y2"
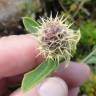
[
  {"x1": 23, "y1": 17, "x2": 39, "y2": 33},
  {"x1": 22, "y1": 58, "x2": 58, "y2": 92}
]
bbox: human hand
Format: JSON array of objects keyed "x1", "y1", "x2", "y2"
[{"x1": 0, "y1": 35, "x2": 90, "y2": 96}]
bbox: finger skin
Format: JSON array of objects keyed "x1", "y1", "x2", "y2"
[
  {"x1": 54, "y1": 62, "x2": 90, "y2": 87},
  {"x1": 9, "y1": 88, "x2": 38, "y2": 96},
  {"x1": 0, "y1": 35, "x2": 42, "y2": 78},
  {"x1": 68, "y1": 87, "x2": 79, "y2": 96}
]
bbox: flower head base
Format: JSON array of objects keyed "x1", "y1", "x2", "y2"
[{"x1": 36, "y1": 16, "x2": 80, "y2": 64}]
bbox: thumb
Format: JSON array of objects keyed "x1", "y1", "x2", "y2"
[{"x1": 10, "y1": 77, "x2": 68, "y2": 96}]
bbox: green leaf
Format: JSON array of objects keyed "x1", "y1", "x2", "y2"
[
  {"x1": 21, "y1": 59, "x2": 58, "y2": 92},
  {"x1": 82, "y1": 48, "x2": 96, "y2": 64},
  {"x1": 23, "y1": 17, "x2": 40, "y2": 33}
]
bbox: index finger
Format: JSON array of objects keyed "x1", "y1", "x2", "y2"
[{"x1": 0, "y1": 35, "x2": 42, "y2": 78}]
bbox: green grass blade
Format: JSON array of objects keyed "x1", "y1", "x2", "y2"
[
  {"x1": 81, "y1": 48, "x2": 96, "y2": 64},
  {"x1": 21, "y1": 59, "x2": 58, "y2": 92},
  {"x1": 23, "y1": 17, "x2": 40, "y2": 33}
]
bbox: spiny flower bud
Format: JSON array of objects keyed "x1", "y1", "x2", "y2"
[{"x1": 37, "y1": 16, "x2": 80, "y2": 64}]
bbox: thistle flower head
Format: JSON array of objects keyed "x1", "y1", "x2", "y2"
[
  {"x1": 22, "y1": 15, "x2": 81, "y2": 93},
  {"x1": 36, "y1": 15, "x2": 80, "y2": 64}
]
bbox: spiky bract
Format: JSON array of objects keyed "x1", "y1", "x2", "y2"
[{"x1": 36, "y1": 16, "x2": 80, "y2": 64}]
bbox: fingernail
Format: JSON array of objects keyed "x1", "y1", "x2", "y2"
[{"x1": 38, "y1": 77, "x2": 68, "y2": 96}]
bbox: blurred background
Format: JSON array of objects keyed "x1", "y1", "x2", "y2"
[{"x1": 0, "y1": 0, "x2": 96, "y2": 96}]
